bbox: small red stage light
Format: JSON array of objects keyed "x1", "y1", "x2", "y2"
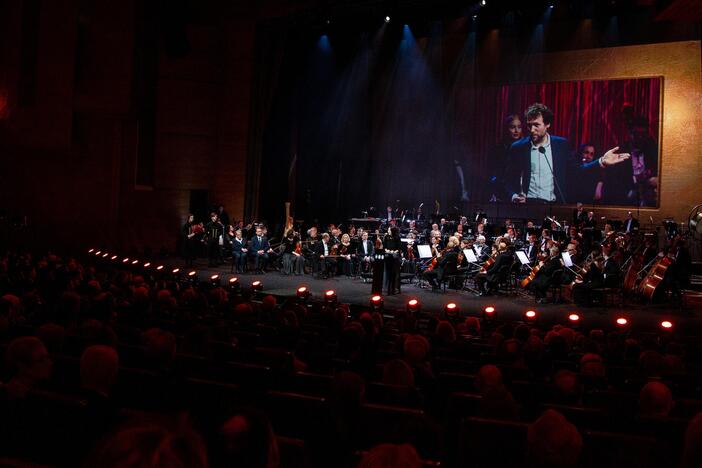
[
  {"x1": 324, "y1": 290, "x2": 337, "y2": 302},
  {"x1": 143, "y1": 262, "x2": 151, "y2": 268},
  {"x1": 370, "y1": 295, "x2": 384, "y2": 309},
  {"x1": 484, "y1": 306, "x2": 495, "y2": 314},
  {"x1": 156, "y1": 265, "x2": 164, "y2": 271},
  {"x1": 251, "y1": 280, "x2": 263, "y2": 292},
  {"x1": 568, "y1": 313, "x2": 580, "y2": 323},
  {"x1": 660, "y1": 320, "x2": 673, "y2": 330},
  {"x1": 615, "y1": 317, "x2": 628, "y2": 326},
  {"x1": 524, "y1": 310, "x2": 537, "y2": 320}
]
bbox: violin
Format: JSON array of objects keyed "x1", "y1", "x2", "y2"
[{"x1": 479, "y1": 251, "x2": 498, "y2": 274}]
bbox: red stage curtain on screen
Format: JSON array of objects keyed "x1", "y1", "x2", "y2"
[{"x1": 468, "y1": 76, "x2": 661, "y2": 178}]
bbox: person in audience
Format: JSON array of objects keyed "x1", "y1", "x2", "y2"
[
  {"x1": 358, "y1": 443, "x2": 422, "y2": 468},
  {"x1": 80, "y1": 345, "x2": 121, "y2": 446},
  {"x1": 681, "y1": 412, "x2": 702, "y2": 468},
  {"x1": 88, "y1": 421, "x2": 209, "y2": 468},
  {"x1": 527, "y1": 409, "x2": 582, "y2": 468},
  {"x1": 551, "y1": 369, "x2": 582, "y2": 405},
  {"x1": 639, "y1": 381, "x2": 674, "y2": 418},
  {"x1": 3, "y1": 336, "x2": 53, "y2": 399},
  {"x1": 217, "y1": 408, "x2": 280, "y2": 468},
  {"x1": 475, "y1": 364, "x2": 504, "y2": 394}
]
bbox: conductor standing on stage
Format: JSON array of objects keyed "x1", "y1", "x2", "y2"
[{"x1": 506, "y1": 103, "x2": 630, "y2": 204}]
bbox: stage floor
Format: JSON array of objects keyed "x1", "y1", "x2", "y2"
[{"x1": 194, "y1": 261, "x2": 702, "y2": 335}]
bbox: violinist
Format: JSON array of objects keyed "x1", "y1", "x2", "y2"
[
  {"x1": 356, "y1": 231, "x2": 375, "y2": 274},
  {"x1": 182, "y1": 213, "x2": 198, "y2": 267},
  {"x1": 524, "y1": 233, "x2": 539, "y2": 265},
  {"x1": 528, "y1": 245, "x2": 563, "y2": 304},
  {"x1": 338, "y1": 233, "x2": 354, "y2": 276},
  {"x1": 473, "y1": 235, "x2": 489, "y2": 261},
  {"x1": 384, "y1": 227, "x2": 403, "y2": 295},
  {"x1": 282, "y1": 229, "x2": 304, "y2": 276},
  {"x1": 205, "y1": 212, "x2": 226, "y2": 267},
  {"x1": 423, "y1": 236, "x2": 460, "y2": 290},
  {"x1": 404, "y1": 232, "x2": 419, "y2": 273},
  {"x1": 316, "y1": 233, "x2": 337, "y2": 279},
  {"x1": 539, "y1": 229, "x2": 552, "y2": 254},
  {"x1": 475, "y1": 242, "x2": 513, "y2": 296},
  {"x1": 601, "y1": 242, "x2": 621, "y2": 287}
]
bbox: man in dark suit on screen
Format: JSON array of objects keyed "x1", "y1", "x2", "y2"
[{"x1": 505, "y1": 103, "x2": 630, "y2": 205}]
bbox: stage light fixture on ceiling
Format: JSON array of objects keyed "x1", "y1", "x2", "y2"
[{"x1": 407, "y1": 298, "x2": 421, "y2": 313}]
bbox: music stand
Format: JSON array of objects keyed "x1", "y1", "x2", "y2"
[
  {"x1": 516, "y1": 251, "x2": 531, "y2": 266},
  {"x1": 417, "y1": 245, "x2": 432, "y2": 259}
]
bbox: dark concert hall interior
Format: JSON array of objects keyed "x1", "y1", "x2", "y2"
[{"x1": 2, "y1": 0, "x2": 702, "y2": 466}]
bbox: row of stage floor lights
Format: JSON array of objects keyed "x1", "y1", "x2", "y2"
[{"x1": 87, "y1": 248, "x2": 676, "y2": 332}]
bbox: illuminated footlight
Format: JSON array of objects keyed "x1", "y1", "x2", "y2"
[
  {"x1": 95, "y1": 251, "x2": 102, "y2": 256},
  {"x1": 407, "y1": 298, "x2": 421, "y2": 313},
  {"x1": 102, "y1": 253, "x2": 109, "y2": 258},
  {"x1": 660, "y1": 320, "x2": 673, "y2": 330},
  {"x1": 324, "y1": 290, "x2": 337, "y2": 303},
  {"x1": 143, "y1": 262, "x2": 151, "y2": 268},
  {"x1": 131, "y1": 260, "x2": 139, "y2": 266},
  {"x1": 615, "y1": 317, "x2": 629, "y2": 327},
  {"x1": 111, "y1": 255, "x2": 118, "y2": 261},
  {"x1": 187, "y1": 270, "x2": 198, "y2": 283},
  {"x1": 568, "y1": 313, "x2": 581, "y2": 323},
  {"x1": 296, "y1": 286, "x2": 310, "y2": 301},
  {"x1": 251, "y1": 280, "x2": 263, "y2": 292},
  {"x1": 122, "y1": 257, "x2": 130, "y2": 264},
  {"x1": 445, "y1": 302, "x2": 459, "y2": 317},
  {"x1": 228, "y1": 277, "x2": 240, "y2": 292},
  {"x1": 483, "y1": 306, "x2": 496, "y2": 319},
  {"x1": 370, "y1": 295, "x2": 384, "y2": 310},
  {"x1": 88, "y1": 248, "x2": 95, "y2": 254},
  {"x1": 210, "y1": 274, "x2": 220, "y2": 286},
  {"x1": 156, "y1": 265, "x2": 164, "y2": 271},
  {"x1": 524, "y1": 310, "x2": 537, "y2": 322}
]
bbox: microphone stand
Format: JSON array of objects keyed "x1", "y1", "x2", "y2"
[{"x1": 538, "y1": 146, "x2": 567, "y2": 205}]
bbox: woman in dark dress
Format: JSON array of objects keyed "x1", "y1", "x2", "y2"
[{"x1": 384, "y1": 227, "x2": 403, "y2": 295}]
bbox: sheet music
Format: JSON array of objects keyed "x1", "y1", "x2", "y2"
[
  {"x1": 516, "y1": 251, "x2": 530, "y2": 265},
  {"x1": 417, "y1": 244, "x2": 432, "y2": 259},
  {"x1": 561, "y1": 252, "x2": 574, "y2": 267},
  {"x1": 464, "y1": 249, "x2": 478, "y2": 263}
]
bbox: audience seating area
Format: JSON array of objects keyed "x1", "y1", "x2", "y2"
[{"x1": 0, "y1": 249, "x2": 701, "y2": 467}]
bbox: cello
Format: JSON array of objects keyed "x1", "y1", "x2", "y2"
[
  {"x1": 520, "y1": 252, "x2": 548, "y2": 288},
  {"x1": 639, "y1": 254, "x2": 673, "y2": 301}
]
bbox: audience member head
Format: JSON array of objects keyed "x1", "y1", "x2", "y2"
[
  {"x1": 81, "y1": 345, "x2": 119, "y2": 396},
  {"x1": 552, "y1": 370, "x2": 582, "y2": 404},
  {"x1": 91, "y1": 421, "x2": 208, "y2": 468},
  {"x1": 579, "y1": 353, "x2": 606, "y2": 379},
  {"x1": 36, "y1": 322, "x2": 65, "y2": 355},
  {"x1": 143, "y1": 328, "x2": 177, "y2": 370},
  {"x1": 219, "y1": 408, "x2": 279, "y2": 468},
  {"x1": 5, "y1": 336, "x2": 52, "y2": 388},
  {"x1": 435, "y1": 320, "x2": 456, "y2": 345},
  {"x1": 639, "y1": 381, "x2": 673, "y2": 418},
  {"x1": 475, "y1": 364, "x2": 503, "y2": 394},
  {"x1": 383, "y1": 359, "x2": 416, "y2": 387},
  {"x1": 681, "y1": 412, "x2": 702, "y2": 468},
  {"x1": 330, "y1": 371, "x2": 365, "y2": 412},
  {"x1": 403, "y1": 335, "x2": 430, "y2": 366},
  {"x1": 527, "y1": 409, "x2": 582, "y2": 468},
  {"x1": 358, "y1": 443, "x2": 422, "y2": 468}
]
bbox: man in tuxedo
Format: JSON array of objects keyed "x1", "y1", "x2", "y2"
[
  {"x1": 423, "y1": 237, "x2": 460, "y2": 290},
  {"x1": 572, "y1": 203, "x2": 588, "y2": 228},
  {"x1": 473, "y1": 235, "x2": 489, "y2": 261},
  {"x1": 506, "y1": 103, "x2": 630, "y2": 204},
  {"x1": 601, "y1": 243, "x2": 621, "y2": 288},
  {"x1": 475, "y1": 242, "x2": 513, "y2": 296},
  {"x1": 231, "y1": 229, "x2": 248, "y2": 273},
  {"x1": 316, "y1": 233, "x2": 337, "y2": 279},
  {"x1": 524, "y1": 234, "x2": 539, "y2": 265},
  {"x1": 528, "y1": 246, "x2": 564, "y2": 303},
  {"x1": 250, "y1": 226, "x2": 272, "y2": 273},
  {"x1": 624, "y1": 211, "x2": 639, "y2": 233},
  {"x1": 356, "y1": 231, "x2": 375, "y2": 274}
]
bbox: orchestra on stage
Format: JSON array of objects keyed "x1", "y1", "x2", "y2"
[{"x1": 179, "y1": 204, "x2": 692, "y2": 306}]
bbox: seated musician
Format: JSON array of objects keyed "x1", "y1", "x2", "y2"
[
  {"x1": 473, "y1": 235, "x2": 489, "y2": 262},
  {"x1": 305, "y1": 226, "x2": 321, "y2": 273},
  {"x1": 528, "y1": 245, "x2": 563, "y2": 303},
  {"x1": 403, "y1": 232, "x2": 419, "y2": 273},
  {"x1": 475, "y1": 242, "x2": 513, "y2": 296},
  {"x1": 423, "y1": 236, "x2": 460, "y2": 291},
  {"x1": 356, "y1": 231, "x2": 375, "y2": 274},
  {"x1": 524, "y1": 234, "x2": 539, "y2": 264},
  {"x1": 539, "y1": 229, "x2": 552, "y2": 254},
  {"x1": 250, "y1": 226, "x2": 273, "y2": 274},
  {"x1": 571, "y1": 256, "x2": 604, "y2": 306},
  {"x1": 316, "y1": 233, "x2": 337, "y2": 279},
  {"x1": 338, "y1": 233, "x2": 354, "y2": 276},
  {"x1": 601, "y1": 242, "x2": 621, "y2": 287},
  {"x1": 231, "y1": 229, "x2": 248, "y2": 273},
  {"x1": 281, "y1": 229, "x2": 305, "y2": 276}
]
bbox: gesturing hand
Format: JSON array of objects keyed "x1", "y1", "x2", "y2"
[{"x1": 601, "y1": 147, "x2": 630, "y2": 166}]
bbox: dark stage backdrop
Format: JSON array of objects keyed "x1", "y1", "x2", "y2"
[{"x1": 252, "y1": 24, "x2": 662, "y2": 227}]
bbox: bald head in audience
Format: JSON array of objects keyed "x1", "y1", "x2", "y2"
[{"x1": 639, "y1": 381, "x2": 674, "y2": 418}]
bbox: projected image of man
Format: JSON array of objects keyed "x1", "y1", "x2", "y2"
[{"x1": 506, "y1": 103, "x2": 630, "y2": 204}]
